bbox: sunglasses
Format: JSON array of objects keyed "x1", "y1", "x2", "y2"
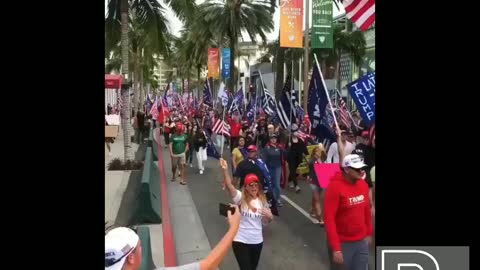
[
  {"x1": 348, "y1": 167, "x2": 365, "y2": 173},
  {"x1": 248, "y1": 182, "x2": 259, "y2": 187}
]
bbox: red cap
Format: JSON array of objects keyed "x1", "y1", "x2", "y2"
[
  {"x1": 247, "y1": 145, "x2": 257, "y2": 152},
  {"x1": 176, "y1": 123, "x2": 184, "y2": 133},
  {"x1": 244, "y1": 173, "x2": 259, "y2": 186}
]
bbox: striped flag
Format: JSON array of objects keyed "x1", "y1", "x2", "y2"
[
  {"x1": 203, "y1": 79, "x2": 213, "y2": 107},
  {"x1": 295, "y1": 130, "x2": 315, "y2": 143},
  {"x1": 212, "y1": 118, "x2": 230, "y2": 137},
  {"x1": 276, "y1": 74, "x2": 297, "y2": 129},
  {"x1": 149, "y1": 98, "x2": 159, "y2": 119},
  {"x1": 261, "y1": 83, "x2": 276, "y2": 116},
  {"x1": 228, "y1": 87, "x2": 244, "y2": 114},
  {"x1": 342, "y1": 0, "x2": 375, "y2": 31},
  {"x1": 336, "y1": 89, "x2": 352, "y2": 129}
]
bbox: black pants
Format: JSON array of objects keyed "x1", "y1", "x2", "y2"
[
  {"x1": 288, "y1": 159, "x2": 300, "y2": 186},
  {"x1": 164, "y1": 132, "x2": 170, "y2": 145},
  {"x1": 232, "y1": 241, "x2": 263, "y2": 270}
]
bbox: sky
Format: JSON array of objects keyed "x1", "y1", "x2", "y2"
[{"x1": 105, "y1": 0, "x2": 345, "y2": 42}]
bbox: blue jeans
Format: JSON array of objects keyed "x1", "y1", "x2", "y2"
[
  {"x1": 268, "y1": 166, "x2": 282, "y2": 203},
  {"x1": 187, "y1": 149, "x2": 194, "y2": 164}
]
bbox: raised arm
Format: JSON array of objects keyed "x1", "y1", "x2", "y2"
[{"x1": 220, "y1": 158, "x2": 238, "y2": 198}]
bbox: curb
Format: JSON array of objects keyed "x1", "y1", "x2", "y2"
[{"x1": 156, "y1": 128, "x2": 177, "y2": 267}]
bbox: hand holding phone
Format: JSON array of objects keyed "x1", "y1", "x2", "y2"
[{"x1": 219, "y1": 203, "x2": 236, "y2": 217}]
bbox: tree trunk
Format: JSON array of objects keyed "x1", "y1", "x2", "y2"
[
  {"x1": 229, "y1": 34, "x2": 236, "y2": 93},
  {"x1": 197, "y1": 65, "x2": 201, "y2": 98},
  {"x1": 120, "y1": 0, "x2": 133, "y2": 161},
  {"x1": 139, "y1": 65, "x2": 145, "y2": 113}
]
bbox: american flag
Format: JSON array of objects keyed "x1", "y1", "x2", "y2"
[
  {"x1": 295, "y1": 130, "x2": 315, "y2": 143},
  {"x1": 342, "y1": 0, "x2": 375, "y2": 31},
  {"x1": 335, "y1": 89, "x2": 352, "y2": 129},
  {"x1": 212, "y1": 118, "x2": 230, "y2": 137},
  {"x1": 149, "y1": 98, "x2": 159, "y2": 119}
]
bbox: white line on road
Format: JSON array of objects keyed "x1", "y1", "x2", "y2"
[{"x1": 280, "y1": 195, "x2": 320, "y2": 224}]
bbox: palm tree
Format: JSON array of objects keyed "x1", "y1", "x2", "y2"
[
  {"x1": 258, "y1": 22, "x2": 365, "y2": 99},
  {"x1": 105, "y1": 0, "x2": 196, "y2": 161},
  {"x1": 329, "y1": 24, "x2": 366, "y2": 90},
  {"x1": 196, "y1": 0, "x2": 276, "y2": 92}
]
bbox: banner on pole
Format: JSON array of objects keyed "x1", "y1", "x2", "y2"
[
  {"x1": 346, "y1": 73, "x2": 375, "y2": 125},
  {"x1": 280, "y1": 0, "x2": 303, "y2": 48},
  {"x1": 312, "y1": 0, "x2": 333, "y2": 49},
  {"x1": 222, "y1": 48, "x2": 231, "y2": 79},
  {"x1": 208, "y1": 48, "x2": 220, "y2": 79}
]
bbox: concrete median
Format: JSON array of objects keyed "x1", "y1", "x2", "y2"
[{"x1": 135, "y1": 147, "x2": 162, "y2": 224}]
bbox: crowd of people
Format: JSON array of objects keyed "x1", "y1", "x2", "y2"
[{"x1": 106, "y1": 98, "x2": 376, "y2": 270}]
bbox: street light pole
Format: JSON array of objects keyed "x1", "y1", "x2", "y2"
[{"x1": 303, "y1": 0, "x2": 310, "y2": 111}]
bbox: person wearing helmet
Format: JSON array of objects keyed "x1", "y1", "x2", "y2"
[{"x1": 170, "y1": 122, "x2": 189, "y2": 185}]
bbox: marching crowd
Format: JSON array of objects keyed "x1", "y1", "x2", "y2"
[{"x1": 106, "y1": 101, "x2": 376, "y2": 270}]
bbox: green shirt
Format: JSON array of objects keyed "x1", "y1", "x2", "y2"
[{"x1": 171, "y1": 134, "x2": 188, "y2": 154}]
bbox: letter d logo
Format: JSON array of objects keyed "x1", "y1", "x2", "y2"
[{"x1": 377, "y1": 246, "x2": 469, "y2": 270}]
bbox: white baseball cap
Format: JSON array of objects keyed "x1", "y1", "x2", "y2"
[
  {"x1": 341, "y1": 154, "x2": 367, "y2": 169},
  {"x1": 105, "y1": 227, "x2": 139, "y2": 270}
]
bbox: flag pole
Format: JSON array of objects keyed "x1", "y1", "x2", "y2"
[
  {"x1": 289, "y1": 59, "x2": 294, "y2": 138},
  {"x1": 313, "y1": 53, "x2": 339, "y2": 129}
]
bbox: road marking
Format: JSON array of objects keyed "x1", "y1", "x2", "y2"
[{"x1": 280, "y1": 194, "x2": 320, "y2": 224}]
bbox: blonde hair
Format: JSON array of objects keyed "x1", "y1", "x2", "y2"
[
  {"x1": 311, "y1": 144, "x2": 327, "y2": 162},
  {"x1": 240, "y1": 183, "x2": 268, "y2": 211}
]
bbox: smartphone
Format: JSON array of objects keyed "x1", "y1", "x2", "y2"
[{"x1": 219, "y1": 203, "x2": 236, "y2": 217}]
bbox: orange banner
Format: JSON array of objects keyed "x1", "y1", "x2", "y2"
[
  {"x1": 208, "y1": 48, "x2": 220, "y2": 79},
  {"x1": 280, "y1": 0, "x2": 304, "y2": 48}
]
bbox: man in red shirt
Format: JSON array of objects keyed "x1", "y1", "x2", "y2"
[
  {"x1": 323, "y1": 128, "x2": 373, "y2": 270},
  {"x1": 228, "y1": 114, "x2": 242, "y2": 150}
]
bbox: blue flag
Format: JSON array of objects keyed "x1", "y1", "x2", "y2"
[
  {"x1": 276, "y1": 74, "x2": 299, "y2": 128},
  {"x1": 254, "y1": 159, "x2": 279, "y2": 216},
  {"x1": 307, "y1": 65, "x2": 336, "y2": 149},
  {"x1": 347, "y1": 72, "x2": 375, "y2": 125},
  {"x1": 203, "y1": 79, "x2": 213, "y2": 107},
  {"x1": 228, "y1": 87, "x2": 244, "y2": 114},
  {"x1": 204, "y1": 129, "x2": 220, "y2": 159}
]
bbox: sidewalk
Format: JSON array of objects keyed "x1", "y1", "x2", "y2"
[
  {"x1": 153, "y1": 129, "x2": 214, "y2": 268},
  {"x1": 105, "y1": 128, "x2": 139, "y2": 223},
  {"x1": 105, "y1": 127, "x2": 165, "y2": 269}
]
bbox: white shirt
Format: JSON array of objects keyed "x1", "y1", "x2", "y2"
[
  {"x1": 326, "y1": 141, "x2": 356, "y2": 163},
  {"x1": 232, "y1": 190, "x2": 265, "y2": 244}
]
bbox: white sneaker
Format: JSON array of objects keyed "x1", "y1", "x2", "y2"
[
  {"x1": 295, "y1": 186, "x2": 301, "y2": 193},
  {"x1": 189, "y1": 163, "x2": 193, "y2": 168},
  {"x1": 289, "y1": 182, "x2": 295, "y2": 189},
  {"x1": 199, "y1": 170, "x2": 204, "y2": 175}
]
